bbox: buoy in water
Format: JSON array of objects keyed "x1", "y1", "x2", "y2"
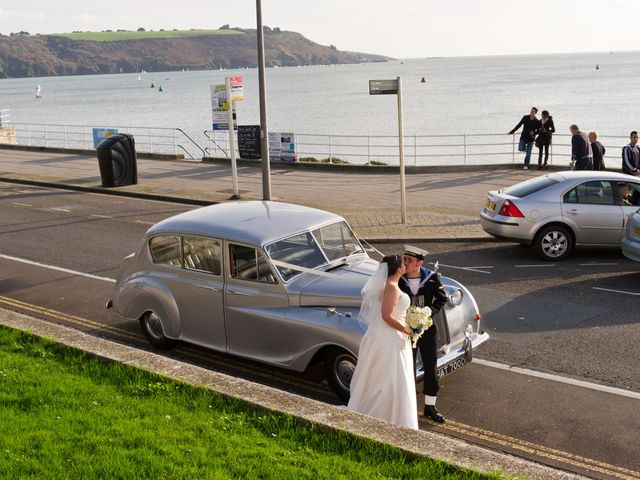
[
  {"x1": 158, "y1": 85, "x2": 164, "y2": 92},
  {"x1": 595, "y1": 64, "x2": 600, "y2": 70},
  {"x1": 421, "y1": 77, "x2": 426, "y2": 83},
  {"x1": 150, "y1": 80, "x2": 155, "y2": 88}
]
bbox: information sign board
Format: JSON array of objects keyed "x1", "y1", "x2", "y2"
[{"x1": 369, "y1": 79, "x2": 398, "y2": 95}]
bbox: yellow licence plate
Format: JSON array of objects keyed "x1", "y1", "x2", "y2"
[
  {"x1": 632, "y1": 227, "x2": 640, "y2": 238},
  {"x1": 486, "y1": 200, "x2": 496, "y2": 211}
]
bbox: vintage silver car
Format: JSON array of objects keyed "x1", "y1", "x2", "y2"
[
  {"x1": 107, "y1": 201, "x2": 489, "y2": 400},
  {"x1": 481, "y1": 171, "x2": 640, "y2": 260}
]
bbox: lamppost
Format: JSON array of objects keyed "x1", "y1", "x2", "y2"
[{"x1": 256, "y1": 0, "x2": 271, "y2": 200}]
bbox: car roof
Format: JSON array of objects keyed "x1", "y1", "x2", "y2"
[
  {"x1": 548, "y1": 170, "x2": 639, "y2": 182},
  {"x1": 146, "y1": 201, "x2": 345, "y2": 246}
]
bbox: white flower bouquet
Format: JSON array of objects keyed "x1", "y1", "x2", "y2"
[{"x1": 404, "y1": 305, "x2": 433, "y2": 348}]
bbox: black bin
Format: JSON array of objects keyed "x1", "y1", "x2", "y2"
[{"x1": 96, "y1": 133, "x2": 138, "y2": 187}]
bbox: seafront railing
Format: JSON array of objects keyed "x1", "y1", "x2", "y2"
[{"x1": 0, "y1": 120, "x2": 630, "y2": 168}]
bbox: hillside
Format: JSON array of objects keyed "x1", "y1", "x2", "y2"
[{"x1": 0, "y1": 28, "x2": 391, "y2": 78}]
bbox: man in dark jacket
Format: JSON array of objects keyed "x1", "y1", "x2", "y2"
[
  {"x1": 399, "y1": 245, "x2": 448, "y2": 423},
  {"x1": 622, "y1": 131, "x2": 640, "y2": 176},
  {"x1": 570, "y1": 124, "x2": 593, "y2": 170},
  {"x1": 509, "y1": 107, "x2": 541, "y2": 170}
]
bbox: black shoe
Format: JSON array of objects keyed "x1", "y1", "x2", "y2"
[{"x1": 424, "y1": 405, "x2": 445, "y2": 423}]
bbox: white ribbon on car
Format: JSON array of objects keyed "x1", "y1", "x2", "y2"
[{"x1": 269, "y1": 259, "x2": 341, "y2": 278}]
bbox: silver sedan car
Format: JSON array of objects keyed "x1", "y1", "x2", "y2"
[
  {"x1": 621, "y1": 208, "x2": 640, "y2": 262},
  {"x1": 107, "y1": 201, "x2": 489, "y2": 401},
  {"x1": 480, "y1": 171, "x2": 640, "y2": 260}
]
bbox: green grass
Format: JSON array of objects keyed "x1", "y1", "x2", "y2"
[
  {"x1": 50, "y1": 29, "x2": 244, "y2": 42},
  {"x1": 0, "y1": 326, "x2": 503, "y2": 479}
]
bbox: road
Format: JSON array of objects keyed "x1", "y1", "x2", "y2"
[{"x1": 1, "y1": 182, "x2": 639, "y2": 479}]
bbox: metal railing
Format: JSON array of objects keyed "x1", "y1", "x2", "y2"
[
  {"x1": 4, "y1": 122, "x2": 205, "y2": 160},
  {"x1": 204, "y1": 130, "x2": 630, "y2": 167}
]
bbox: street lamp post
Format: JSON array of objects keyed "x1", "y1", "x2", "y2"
[{"x1": 256, "y1": 0, "x2": 271, "y2": 200}]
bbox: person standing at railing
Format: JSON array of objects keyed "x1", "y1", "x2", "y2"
[
  {"x1": 509, "y1": 107, "x2": 541, "y2": 170},
  {"x1": 535, "y1": 110, "x2": 555, "y2": 170},
  {"x1": 570, "y1": 124, "x2": 593, "y2": 170},
  {"x1": 621, "y1": 131, "x2": 640, "y2": 176},
  {"x1": 589, "y1": 131, "x2": 606, "y2": 171}
]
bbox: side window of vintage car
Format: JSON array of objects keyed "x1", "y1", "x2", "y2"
[
  {"x1": 229, "y1": 244, "x2": 276, "y2": 283},
  {"x1": 182, "y1": 236, "x2": 221, "y2": 275},
  {"x1": 563, "y1": 181, "x2": 615, "y2": 205},
  {"x1": 149, "y1": 235, "x2": 181, "y2": 266}
]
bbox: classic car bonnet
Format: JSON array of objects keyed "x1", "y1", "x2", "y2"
[{"x1": 297, "y1": 257, "x2": 378, "y2": 307}]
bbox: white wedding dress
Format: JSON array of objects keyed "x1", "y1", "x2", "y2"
[{"x1": 347, "y1": 291, "x2": 418, "y2": 429}]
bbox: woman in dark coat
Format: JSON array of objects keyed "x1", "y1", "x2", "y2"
[
  {"x1": 536, "y1": 110, "x2": 555, "y2": 169},
  {"x1": 589, "y1": 131, "x2": 606, "y2": 170}
]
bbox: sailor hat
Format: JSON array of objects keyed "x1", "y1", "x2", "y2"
[{"x1": 403, "y1": 245, "x2": 429, "y2": 260}]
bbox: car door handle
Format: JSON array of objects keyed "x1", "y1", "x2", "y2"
[
  {"x1": 568, "y1": 209, "x2": 580, "y2": 215},
  {"x1": 226, "y1": 289, "x2": 251, "y2": 296},
  {"x1": 197, "y1": 285, "x2": 222, "y2": 292}
]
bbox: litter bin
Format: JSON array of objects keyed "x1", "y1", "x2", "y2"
[{"x1": 96, "y1": 133, "x2": 138, "y2": 187}]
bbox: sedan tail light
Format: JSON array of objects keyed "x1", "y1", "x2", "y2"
[{"x1": 498, "y1": 199, "x2": 525, "y2": 217}]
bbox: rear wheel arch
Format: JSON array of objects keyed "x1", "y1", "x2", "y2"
[{"x1": 533, "y1": 222, "x2": 575, "y2": 261}]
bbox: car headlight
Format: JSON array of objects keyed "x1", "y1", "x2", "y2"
[{"x1": 446, "y1": 288, "x2": 463, "y2": 307}]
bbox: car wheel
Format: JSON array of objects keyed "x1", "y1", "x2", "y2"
[
  {"x1": 139, "y1": 311, "x2": 176, "y2": 349},
  {"x1": 323, "y1": 348, "x2": 357, "y2": 402},
  {"x1": 534, "y1": 225, "x2": 573, "y2": 261}
]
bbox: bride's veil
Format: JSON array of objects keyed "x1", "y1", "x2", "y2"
[{"x1": 358, "y1": 262, "x2": 388, "y2": 329}]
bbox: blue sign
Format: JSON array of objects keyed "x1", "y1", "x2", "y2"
[{"x1": 93, "y1": 128, "x2": 118, "y2": 148}]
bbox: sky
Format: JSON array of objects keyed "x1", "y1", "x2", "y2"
[{"x1": 0, "y1": 0, "x2": 638, "y2": 58}]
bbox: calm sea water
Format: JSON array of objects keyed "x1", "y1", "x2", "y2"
[{"x1": 1, "y1": 52, "x2": 639, "y2": 162}]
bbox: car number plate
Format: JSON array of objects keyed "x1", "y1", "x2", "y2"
[
  {"x1": 486, "y1": 200, "x2": 496, "y2": 211},
  {"x1": 437, "y1": 356, "x2": 467, "y2": 379},
  {"x1": 632, "y1": 227, "x2": 640, "y2": 238}
]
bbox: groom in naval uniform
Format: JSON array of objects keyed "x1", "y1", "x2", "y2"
[{"x1": 399, "y1": 245, "x2": 448, "y2": 423}]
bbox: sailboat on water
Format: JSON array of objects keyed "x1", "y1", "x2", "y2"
[{"x1": 35, "y1": 85, "x2": 42, "y2": 98}]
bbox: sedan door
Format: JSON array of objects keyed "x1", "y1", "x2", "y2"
[
  {"x1": 562, "y1": 180, "x2": 624, "y2": 245},
  {"x1": 224, "y1": 242, "x2": 292, "y2": 365}
]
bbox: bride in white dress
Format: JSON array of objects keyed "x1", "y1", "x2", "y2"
[{"x1": 347, "y1": 255, "x2": 418, "y2": 430}]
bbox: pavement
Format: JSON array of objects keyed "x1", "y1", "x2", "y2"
[
  {"x1": 0, "y1": 145, "x2": 557, "y2": 241},
  {"x1": 0, "y1": 145, "x2": 590, "y2": 479}
]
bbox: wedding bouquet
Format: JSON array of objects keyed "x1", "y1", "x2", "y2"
[{"x1": 404, "y1": 305, "x2": 433, "y2": 348}]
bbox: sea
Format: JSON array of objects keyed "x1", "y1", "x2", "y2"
[{"x1": 1, "y1": 51, "x2": 639, "y2": 164}]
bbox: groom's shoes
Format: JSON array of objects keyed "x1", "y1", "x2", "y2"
[{"x1": 424, "y1": 405, "x2": 445, "y2": 423}]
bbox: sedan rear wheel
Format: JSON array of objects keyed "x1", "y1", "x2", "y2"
[
  {"x1": 534, "y1": 225, "x2": 573, "y2": 261},
  {"x1": 139, "y1": 311, "x2": 176, "y2": 349},
  {"x1": 323, "y1": 348, "x2": 357, "y2": 402}
]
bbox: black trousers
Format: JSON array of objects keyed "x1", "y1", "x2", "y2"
[{"x1": 412, "y1": 325, "x2": 439, "y2": 397}]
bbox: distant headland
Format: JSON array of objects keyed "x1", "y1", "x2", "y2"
[{"x1": 0, "y1": 27, "x2": 392, "y2": 78}]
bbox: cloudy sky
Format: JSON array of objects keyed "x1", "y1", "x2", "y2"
[{"x1": 0, "y1": 0, "x2": 637, "y2": 57}]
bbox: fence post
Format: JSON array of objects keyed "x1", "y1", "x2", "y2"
[
  {"x1": 550, "y1": 142, "x2": 553, "y2": 165},
  {"x1": 464, "y1": 134, "x2": 467, "y2": 166},
  {"x1": 367, "y1": 135, "x2": 371, "y2": 164},
  {"x1": 63, "y1": 125, "x2": 68, "y2": 149},
  {"x1": 173, "y1": 129, "x2": 177, "y2": 155},
  {"x1": 44, "y1": 124, "x2": 48, "y2": 147},
  {"x1": 84, "y1": 126, "x2": 88, "y2": 149},
  {"x1": 414, "y1": 135, "x2": 417, "y2": 166},
  {"x1": 329, "y1": 134, "x2": 333, "y2": 163},
  {"x1": 512, "y1": 134, "x2": 516, "y2": 163},
  {"x1": 26, "y1": 123, "x2": 31, "y2": 146}
]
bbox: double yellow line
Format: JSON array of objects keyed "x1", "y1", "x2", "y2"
[{"x1": 2, "y1": 294, "x2": 639, "y2": 479}]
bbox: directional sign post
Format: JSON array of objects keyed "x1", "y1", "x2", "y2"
[
  {"x1": 226, "y1": 76, "x2": 243, "y2": 199},
  {"x1": 369, "y1": 77, "x2": 406, "y2": 223}
]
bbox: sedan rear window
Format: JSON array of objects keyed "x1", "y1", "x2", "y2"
[{"x1": 503, "y1": 176, "x2": 559, "y2": 198}]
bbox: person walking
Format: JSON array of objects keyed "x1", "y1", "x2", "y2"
[
  {"x1": 509, "y1": 107, "x2": 541, "y2": 170},
  {"x1": 589, "y1": 131, "x2": 606, "y2": 171},
  {"x1": 399, "y1": 246, "x2": 448, "y2": 423},
  {"x1": 347, "y1": 255, "x2": 418, "y2": 430},
  {"x1": 622, "y1": 131, "x2": 640, "y2": 176},
  {"x1": 570, "y1": 125, "x2": 593, "y2": 170},
  {"x1": 536, "y1": 110, "x2": 555, "y2": 169}
]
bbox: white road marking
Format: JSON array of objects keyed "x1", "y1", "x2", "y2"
[
  {"x1": 514, "y1": 264, "x2": 555, "y2": 268},
  {"x1": 592, "y1": 286, "x2": 640, "y2": 296},
  {"x1": 90, "y1": 214, "x2": 112, "y2": 219},
  {"x1": 135, "y1": 220, "x2": 155, "y2": 226},
  {"x1": 579, "y1": 263, "x2": 619, "y2": 266},
  {"x1": 12, "y1": 202, "x2": 32, "y2": 207},
  {"x1": 51, "y1": 208, "x2": 71, "y2": 213},
  {"x1": 474, "y1": 358, "x2": 640, "y2": 400},
  {"x1": 427, "y1": 262, "x2": 492, "y2": 275},
  {"x1": 0, "y1": 254, "x2": 116, "y2": 284}
]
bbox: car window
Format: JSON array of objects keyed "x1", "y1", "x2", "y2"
[
  {"x1": 149, "y1": 235, "x2": 181, "y2": 266},
  {"x1": 312, "y1": 221, "x2": 363, "y2": 262},
  {"x1": 563, "y1": 180, "x2": 615, "y2": 205},
  {"x1": 229, "y1": 244, "x2": 276, "y2": 283},
  {"x1": 618, "y1": 182, "x2": 640, "y2": 206},
  {"x1": 265, "y1": 232, "x2": 326, "y2": 282},
  {"x1": 182, "y1": 236, "x2": 221, "y2": 275},
  {"x1": 503, "y1": 176, "x2": 559, "y2": 198}
]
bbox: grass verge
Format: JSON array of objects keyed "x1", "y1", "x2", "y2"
[{"x1": 0, "y1": 326, "x2": 504, "y2": 479}]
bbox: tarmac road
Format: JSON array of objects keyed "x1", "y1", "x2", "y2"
[{"x1": 1, "y1": 182, "x2": 639, "y2": 479}]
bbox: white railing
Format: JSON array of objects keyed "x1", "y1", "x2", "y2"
[
  {"x1": 204, "y1": 130, "x2": 629, "y2": 167},
  {"x1": 5, "y1": 122, "x2": 205, "y2": 160},
  {"x1": 3, "y1": 120, "x2": 630, "y2": 168},
  {"x1": 0, "y1": 109, "x2": 9, "y2": 128}
]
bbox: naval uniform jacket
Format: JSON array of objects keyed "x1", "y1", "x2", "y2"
[{"x1": 399, "y1": 267, "x2": 448, "y2": 396}]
